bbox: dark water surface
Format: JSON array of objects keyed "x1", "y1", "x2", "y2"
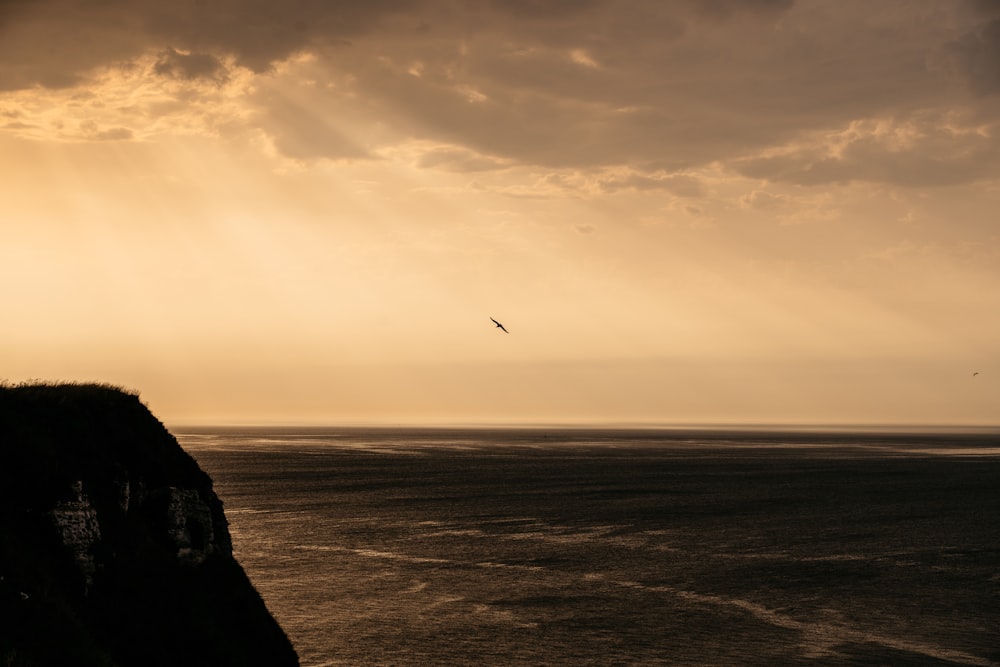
[{"x1": 176, "y1": 428, "x2": 1000, "y2": 666}]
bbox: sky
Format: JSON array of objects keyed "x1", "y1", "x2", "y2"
[{"x1": 2, "y1": 0, "x2": 999, "y2": 427}]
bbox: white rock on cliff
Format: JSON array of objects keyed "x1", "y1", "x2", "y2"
[
  {"x1": 49, "y1": 480, "x2": 102, "y2": 594},
  {"x1": 163, "y1": 487, "x2": 216, "y2": 564}
]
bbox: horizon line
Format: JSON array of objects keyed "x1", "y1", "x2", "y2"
[{"x1": 167, "y1": 420, "x2": 1000, "y2": 435}]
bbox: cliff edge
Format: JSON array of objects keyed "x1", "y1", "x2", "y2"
[{"x1": 0, "y1": 383, "x2": 299, "y2": 667}]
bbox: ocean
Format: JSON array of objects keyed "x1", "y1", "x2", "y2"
[{"x1": 176, "y1": 428, "x2": 1000, "y2": 667}]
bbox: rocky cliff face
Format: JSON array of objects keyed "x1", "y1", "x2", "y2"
[{"x1": 0, "y1": 383, "x2": 299, "y2": 667}]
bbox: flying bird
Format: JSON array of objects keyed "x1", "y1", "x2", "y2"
[
  {"x1": 973, "y1": 372, "x2": 979, "y2": 377},
  {"x1": 491, "y1": 317, "x2": 509, "y2": 334}
]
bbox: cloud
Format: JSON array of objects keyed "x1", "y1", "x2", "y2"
[
  {"x1": 486, "y1": 0, "x2": 604, "y2": 20},
  {"x1": 942, "y1": 17, "x2": 1000, "y2": 95},
  {"x1": 0, "y1": 0, "x2": 416, "y2": 90},
  {"x1": 734, "y1": 115, "x2": 1000, "y2": 187},
  {"x1": 153, "y1": 48, "x2": 228, "y2": 82},
  {"x1": 416, "y1": 146, "x2": 511, "y2": 172},
  {"x1": 689, "y1": 0, "x2": 795, "y2": 20},
  {"x1": 267, "y1": 1, "x2": 986, "y2": 177},
  {"x1": 92, "y1": 126, "x2": 134, "y2": 141},
  {"x1": 595, "y1": 171, "x2": 706, "y2": 197},
  {"x1": 965, "y1": 0, "x2": 1000, "y2": 19},
  {"x1": 0, "y1": 1, "x2": 146, "y2": 91},
  {"x1": 447, "y1": 166, "x2": 709, "y2": 199},
  {"x1": 139, "y1": 0, "x2": 421, "y2": 74},
  {"x1": 78, "y1": 120, "x2": 134, "y2": 141},
  {"x1": 740, "y1": 190, "x2": 788, "y2": 210},
  {"x1": 0, "y1": 53, "x2": 258, "y2": 143},
  {"x1": 2, "y1": 0, "x2": 1000, "y2": 188}
]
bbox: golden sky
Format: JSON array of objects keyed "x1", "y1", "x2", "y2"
[{"x1": 2, "y1": 0, "x2": 999, "y2": 426}]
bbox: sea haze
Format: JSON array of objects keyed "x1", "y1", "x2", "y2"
[{"x1": 176, "y1": 428, "x2": 1000, "y2": 667}]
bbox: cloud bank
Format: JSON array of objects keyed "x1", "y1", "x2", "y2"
[{"x1": 2, "y1": 0, "x2": 1000, "y2": 186}]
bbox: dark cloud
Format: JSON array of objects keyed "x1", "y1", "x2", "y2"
[
  {"x1": 486, "y1": 0, "x2": 604, "y2": 20},
  {"x1": 0, "y1": 63, "x2": 81, "y2": 91},
  {"x1": 315, "y1": 45, "x2": 778, "y2": 171},
  {"x1": 136, "y1": 0, "x2": 423, "y2": 73},
  {"x1": 0, "y1": 0, "x2": 790, "y2": 92},
  {"x1": 689, "y1": 0, "x2": 795, "y2": 20},
  {"x1": 0, "y1": 0, "x2": 418, "y2": 89},
  {"x1": 2, "y1": 0, "x2": 999, "y2": 187},
  {"x1": 966, "y1": 0, "x2": 1000, "y2": 17},
  {"x1": 0, "y1": 1, "x2": 144, "y2": 90},
  {"x1": 153, "y1": 48, "x2": 227, "y2": 81},
  {"x1": 943, "y1": 17, "x2": 1000, "y2": 94},
  {"x1": 375, "y1": 3, "x2": 973, "y2": 170},
  {"x1": 0, "y1": 0, "x2": 35, "y2": 25}
]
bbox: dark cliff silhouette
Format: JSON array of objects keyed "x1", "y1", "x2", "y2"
[{"x1": 0, "y1": 383, "x2": 299, "y2": 667}]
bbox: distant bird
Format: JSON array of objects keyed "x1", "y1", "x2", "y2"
[
  {"x1": 490, "y1": 317, "x2": 509, "y2": 334},
  {"x1": 973, "y1": 372, "x2": 979, "y2": 377}
]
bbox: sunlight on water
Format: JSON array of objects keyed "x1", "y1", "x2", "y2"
[{"x1": 177, "y1": 428, "x2": 1000, "y2": 667}]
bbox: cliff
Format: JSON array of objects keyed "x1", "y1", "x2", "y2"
[{"x1": 0, "y1": 383, "x2": 299, "y2": 667}]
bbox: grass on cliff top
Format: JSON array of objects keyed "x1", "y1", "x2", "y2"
[
  {"x1": 1, "y1": 380, "x2": 143, "y2": 402},
  {"x1": 0, "y1": 381, "x2": 208, "y2": 505}
]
